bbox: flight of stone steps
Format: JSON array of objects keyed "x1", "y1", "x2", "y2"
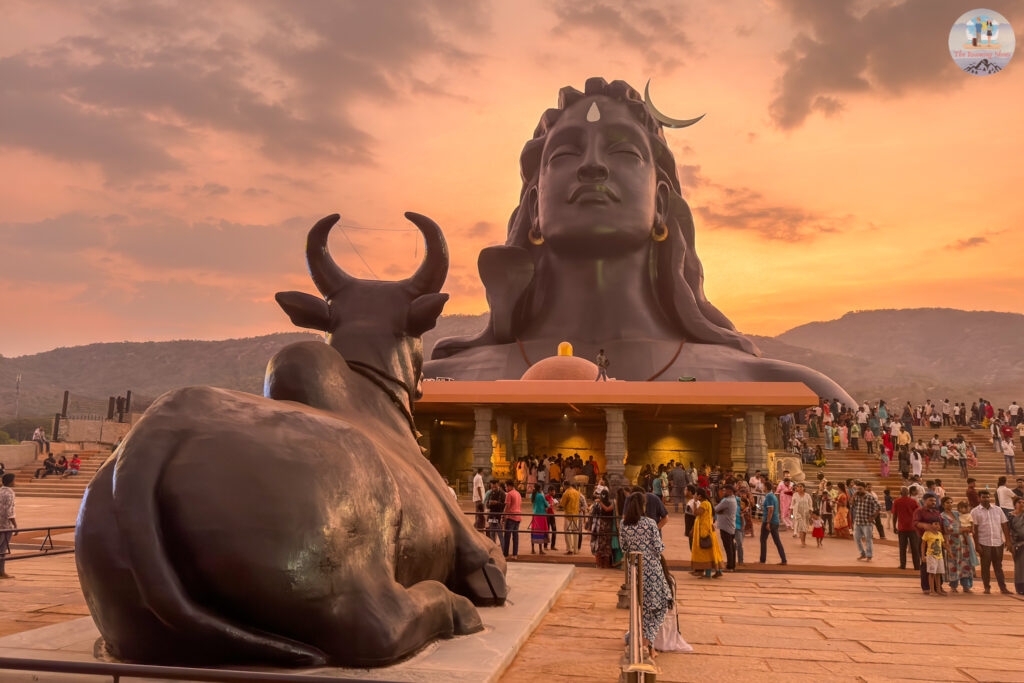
[
  {"x1": 794, "y1": 422, "x2": 1013, "y2": 502},
  {"x1": 10, "y1": 450, "x2": 112, "y2": 498}
]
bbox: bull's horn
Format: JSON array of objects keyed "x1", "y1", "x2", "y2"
[
  {"x1": 305, "y1": 214, "x2": 352, "y2": 297},
  {"x1": 402, "y1": 212, "x2": 449, "y2": 294}
]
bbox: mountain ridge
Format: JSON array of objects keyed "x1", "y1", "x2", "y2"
[{"x1": 1, "y1": 308, "x2": 1019, "y2": 421}]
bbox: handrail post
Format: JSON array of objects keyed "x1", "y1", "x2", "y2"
[{"x1": 620, "y1": 551, "x2": 657, "y2": 682}]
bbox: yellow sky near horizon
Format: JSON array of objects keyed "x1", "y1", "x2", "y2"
[{"x1": 1, "y1": 0, "x2": 1022, "y2": 357}]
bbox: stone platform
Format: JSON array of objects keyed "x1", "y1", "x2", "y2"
[{"x1": 0, "y1": 563, "x2": 573, "y2": 682}]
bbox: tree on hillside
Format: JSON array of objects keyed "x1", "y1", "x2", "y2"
[{"x1": 0, "y1": 418, "x2": 50, "y2": 442}]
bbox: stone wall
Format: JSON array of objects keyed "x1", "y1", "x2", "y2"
[
  {"x1": 0, "y1": 443, "x2": 39, "y2": 470},
  {"x1": 61, "y1": 419, "x2": 131, "y2": 445}
]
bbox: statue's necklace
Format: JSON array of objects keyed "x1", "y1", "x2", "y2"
[{"x1": 514, "y1": 338, "x2": 685, "y2": 381}]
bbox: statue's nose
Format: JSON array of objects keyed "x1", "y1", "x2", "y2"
[{"x1": 576, "y1": 147, "x2": 608, "y2": 182}]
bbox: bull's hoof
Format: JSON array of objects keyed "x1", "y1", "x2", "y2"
[
  {"x1": 451, "y1": 595, "x2": 483, "y2": 635},
  {"x1": 463, "y1": 561, "x2": 508, "y2": 607}
]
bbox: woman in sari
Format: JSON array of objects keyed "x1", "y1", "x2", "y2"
[
  {"x1": 879, "y1": 445, "x2": 890, "y2": 477},
  {"x1": 618, "y1": 493, "x2": 675, "y2": 659},
  {"x1": 808, "y1": 416, "x2": 819, "y2": 439},
  {"x1": 528, "y1": 484, "x2": 550, "y2": 555},
  {"x1": 839, "y1": 423, "x2": 849, "y2": 450},
  {"x1": 689, "y1": 488, "x2": 724, "y2": 578},
  {"x1": 776, "y1": 478, "x2": 794, "y2": 531},
  {"x1": 824, "y1": 423, "x2": 833, "y2": 450},
  {"x1": 812, "y1": 445, "x2": 827, "y2": 468},
  {"x1": 833, "y1": 485, "x2": 852, "y2": 539},
  {"x1": 940, "y1": 497, "x2": 977, "y2": 592},
  {"x1": 589, "y1": 489, "x2": 615, "y2": 568}
]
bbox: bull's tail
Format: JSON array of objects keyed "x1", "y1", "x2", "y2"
[{"x1": 110, "y1": 414, "x2": 326, "y2": 666}]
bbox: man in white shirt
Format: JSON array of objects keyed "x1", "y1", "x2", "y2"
[
  {"x1": 971, "y1": 490, "x2": 1011, "y2": 594},
  {"x1": 472, "y1": 469, "x2": 486, "y2": 530},
  {"x1": 1010, "y1": 401, "x2": 1021, "y2": 426},
  {"x1": 996, "y1": 476, "x2": 1016, "y2": 517},
  {"x1": 1002, "y1": 438, "x2": 1017, "y2": 475},
  {"x1": 942, "y1": 399, "x2": 951, "y2": 426}
]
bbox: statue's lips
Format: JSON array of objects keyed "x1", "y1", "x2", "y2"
[{"x1": 569, "y1": 185, "x2": 619, "y2": 204}]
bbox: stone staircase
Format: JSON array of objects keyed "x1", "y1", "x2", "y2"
[
  {"x1": 794, "y1": 423, "x2": 1011, "y2": 502},
  {"x1": 11, "y1": 450, "x2": 111, "y2": 499}
]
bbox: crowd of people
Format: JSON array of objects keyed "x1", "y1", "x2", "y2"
[
  {"x1": 786, "y1": 398, "x2": 1023, "y2": 477},
  {"x1": 466, "y1": 441, "x2": 1024, "y2": 629}
]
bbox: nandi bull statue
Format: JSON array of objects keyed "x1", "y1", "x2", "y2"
[{"x1": 76, "y1": 212, "x2": 507, "y2": 668}]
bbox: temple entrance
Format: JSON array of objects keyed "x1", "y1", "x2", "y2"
[{"x1": 414, "y1": 379, "x2": 813, "y2": 490}]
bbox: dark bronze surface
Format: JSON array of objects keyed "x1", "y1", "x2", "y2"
[
  {"x1": 76, "y1": 213, "x2": 507, "y2": 668},
  {"x1": 426, "y1": 77, "x2": 853, "y2": 405}
]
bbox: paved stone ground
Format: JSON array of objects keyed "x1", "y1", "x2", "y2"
[
  {"x1": 501, "y1": 568, "x2": 1024, "y2": 682},
  {"x1": 5, "y1": 498, "x2": 1024, "y2": 682},
  {"x1": 0, "y1": 498, "x2": 85, "y2": 638}
]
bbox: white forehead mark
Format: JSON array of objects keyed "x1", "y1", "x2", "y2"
[{"x1": 586, "y1": 102, "x2": 601, "y2": 122}]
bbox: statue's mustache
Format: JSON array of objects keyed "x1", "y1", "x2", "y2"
[{"x1": 569, "y1": 184, "x2": 620, "y2": 203}]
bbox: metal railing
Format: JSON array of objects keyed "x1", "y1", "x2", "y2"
[
  {"x1": 1, "y1": 524, "x2": 76, "y2": 561},
  {"x1": 0, "y1": 656, "x2": 400, "y2": 682},
  {"x1": 620, "y1": 551, "x2": 657, "y2": 682}
]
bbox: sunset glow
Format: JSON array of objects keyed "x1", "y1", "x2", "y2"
[{"x1": 2, "y1": 0, "x2": 1022, "y2": 356}]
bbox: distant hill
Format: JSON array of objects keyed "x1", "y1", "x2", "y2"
[
  {"x1": 0, "y1": 308, "x2": 1019, "y2": 421},
  {"x1": 0, "y1": 333, "x2": 318, "y2": 420},
  {"x1": 777, "y1": 308, "x2": 1024, "y2": 403}
]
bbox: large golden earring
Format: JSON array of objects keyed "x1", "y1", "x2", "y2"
[
  {"x1": 529, "y1": 223, "x2": 544, "y2": 246},
  {"x1": 651, "y1": 220, "x2": 669, "y2": 242}
]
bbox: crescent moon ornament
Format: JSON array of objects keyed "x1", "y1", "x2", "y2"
[{"x1": 644, "y1": 79, "x2": 705, "y2": 129}]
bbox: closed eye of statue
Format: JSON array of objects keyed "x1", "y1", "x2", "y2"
[
  {"x1": 548, "y1": 146, "x2": 581, "y2": 162},
  {"x1": 609, "y1": 143, "x2": 644, "y2": 160}
]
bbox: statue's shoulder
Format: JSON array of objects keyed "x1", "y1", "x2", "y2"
[
  {"x1": 741, "y1": 355, "x2": 854, "y2": 405},
  {"x1": 423, "y1": 344, "x2": 526, "y2": 380}
]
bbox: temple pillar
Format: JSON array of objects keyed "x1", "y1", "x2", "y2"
[
  {"x1": 604, "y1": 407, "x2": 629, "y2": 490},
  {"x1": 472, "y1": 407, "x2": 494, "y2": 476},
  {"x1": 494, "y1": 413, "x2": 513, "y2": 479},
  {"x1": 745, "y1": 410, "x2": 768, "y2": 473},
  {"x1": 512, "y1": 421, "x2": 528, "y2": 462},
  {"x1": 730, "y1": 416, "x2": 747, "y2": 474}
]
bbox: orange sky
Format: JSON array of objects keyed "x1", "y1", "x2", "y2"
[{"x1": 2, "y1": 0, "x2": 1022, "y2": 356}]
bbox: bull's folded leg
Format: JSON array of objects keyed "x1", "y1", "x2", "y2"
[
  {"x1": 447, "y1": 519, "x2": 508, "y2": 606},
  {"x1": 329, "y1": 579, "x2": 482, "y2": 666},
  {"x1": 458, "y1": 559, "x2": 508, "y2": 607}
]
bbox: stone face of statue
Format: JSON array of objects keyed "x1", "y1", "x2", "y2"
[
  {"x1": 425, "y1": 77, "x2": 854, "y2": 406},
  {"x1": 534, "y1": 97, "x2": 660, "y2": 258}
]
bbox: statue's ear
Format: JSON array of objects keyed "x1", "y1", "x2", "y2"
[
  {"x1": 407, "y1": 293, "x2": 449, "y2": 337},
  {"x1": 655, "y1": 180, "x2": 671, "y2": 223},
  {"x1": 275, "y1": 291, "x2": 330, "y2": 331},
  {"x1": 527, "y1": 187, "x2": 539, "y2": 227}
]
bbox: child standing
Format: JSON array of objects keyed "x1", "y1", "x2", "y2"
[
  {"x1": 922, "y1": 529, "x2": 946, "y2": 595},
  {"x1": 811, "y1": 512, "x2": 825, "y2": 547}
]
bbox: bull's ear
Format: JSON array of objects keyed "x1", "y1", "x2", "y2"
[
  {"x1": 406, "y1": 293, "x2": 449, "y2": 337},
  {"x1": 275, "y1": 291, "x2": 330, "y2": 331}
]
